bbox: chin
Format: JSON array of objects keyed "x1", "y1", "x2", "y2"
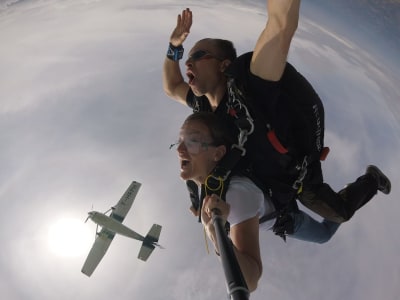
[
  {"x1": 191, "y1": 87, "x2": 205, "y2": 97},
  {"x1": 180, "y1": 171, "x2": 192, "y2": 181}
]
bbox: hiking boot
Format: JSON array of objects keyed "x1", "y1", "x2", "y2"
[{"x1": 366, "y1": 165, "x2": 391, "y2": 194}]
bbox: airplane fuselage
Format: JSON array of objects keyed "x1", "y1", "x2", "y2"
[{"x1": 88, "y1": 211, "x2": 144, "y2": 241}]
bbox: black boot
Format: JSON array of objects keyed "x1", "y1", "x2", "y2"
[
  {"x1": 366, "y1": 165, "x2": 391, "y2": 194},
  {"x1": 340, "y1": 165, "x2": 390, "y2": 220}
]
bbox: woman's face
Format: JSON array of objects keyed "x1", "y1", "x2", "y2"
[{"x1": 175, "y1": 120, "x2": 225, "y2": 184}]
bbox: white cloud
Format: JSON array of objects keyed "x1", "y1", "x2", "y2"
[{"x1": 0, "y1": 1, "x2": 399, "y2": 300}]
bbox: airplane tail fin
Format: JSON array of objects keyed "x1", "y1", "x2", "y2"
[{"x1": 138, "y1": 224, "x2": 162, "y2": 261}]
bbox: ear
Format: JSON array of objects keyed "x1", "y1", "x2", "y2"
[
  {"x1": 220, "y1": 59, "x2": 232, "y2": 72},
  {"x1": 214, "y1": 145, "x2": 227, "y2": 162}
]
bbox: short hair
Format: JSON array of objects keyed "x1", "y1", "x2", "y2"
[
  {"x1": 183, "y1": 112, "x2": 234, "y2": 148},
  {"x1": 198, "y1": 38, "x2": 237, "y2": 62}
]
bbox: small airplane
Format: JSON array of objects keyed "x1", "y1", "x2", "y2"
[{"x1": 81, "y1": 181, "x2": 162, "y2": 277}]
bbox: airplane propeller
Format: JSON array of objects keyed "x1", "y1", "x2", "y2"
[{"x1": 84, "y1": 204, "x2": 94, "y2": 223}]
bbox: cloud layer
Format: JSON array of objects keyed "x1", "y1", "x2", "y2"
[{"x1": 1, "y1": 1, "x2": 399, "y2": 299}]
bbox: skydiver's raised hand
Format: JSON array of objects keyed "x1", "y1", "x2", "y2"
[
  {"x1": 169, "y1": 8, "x2": 192, "y2": 47},
  {"x1": 163, "y1": 8, "x2": 192, "y2": 105}
]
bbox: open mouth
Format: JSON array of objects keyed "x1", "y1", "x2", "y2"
[
  {"x1": 181, "y1": 159, "x2": 190, "y2": 168},
  {"x1": 186, "y1": 71, "x2": 195, "y2": 85}
]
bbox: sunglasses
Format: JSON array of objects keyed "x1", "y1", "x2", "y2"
[
  {"x1": 170, "y1": 135, "x2": 216, "y2": 155},
  {"x1": 187, "y1": 50, "x2": 223, "y2": 62}
]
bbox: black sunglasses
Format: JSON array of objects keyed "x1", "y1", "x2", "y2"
[{"x1": 187, "y1": 50, "x2": 223, "y2": 62}]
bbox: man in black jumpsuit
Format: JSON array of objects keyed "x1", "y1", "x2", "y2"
[{"x1": 163, "y1": 6, "x2": 391, "y2": 225}]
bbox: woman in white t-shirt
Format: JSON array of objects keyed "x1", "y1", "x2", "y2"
[{"x1": 173, "y1": 112, "x2": 340, "y2": 292}]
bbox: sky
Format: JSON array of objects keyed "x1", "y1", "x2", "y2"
[{"x1": 1, "y1": 0, "x2": 399, "y2": 299}]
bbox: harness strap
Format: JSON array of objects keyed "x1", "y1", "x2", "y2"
[
  {"x1": 194, "y1": 77, "x2": 255, "y2": 214},
  {"x1": 266, "y1": 126, "x2": 289, "y2": 154},
  {"x1": 186, "y1": 180, "x2": 200, "y2": 212},
  {"x1": 292, "y1": 146, "x2": 330, "y2": 193}
]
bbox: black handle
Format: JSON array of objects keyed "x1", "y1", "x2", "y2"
[{"x1": 211, "y1": 209, "x2": 249, "y2": 300}]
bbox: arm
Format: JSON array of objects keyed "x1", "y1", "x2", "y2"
[
  {"x1": 251, "y1": 0, "x2": 300, "y2": 81},
  {"x1": 162, "y1": 8, "x2": 192, "y2": 105},
  {"x1": 202, "y1": 195, "x2": 262, "y2": 292}
]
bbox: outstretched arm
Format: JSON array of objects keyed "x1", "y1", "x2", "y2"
[
  {"x1": 202, "y1": 195, "x2": 262, "y2": 292},
  {"x1": 251, "y1": 0, "x2": 300, "y2": 81},
  {"x1": 162, "y1": 8, "x2": 192, "y2": 105}
]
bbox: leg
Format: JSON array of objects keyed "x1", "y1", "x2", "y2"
[
  {"x1": 339, "y1": 173, "x2": 378, "y2": 219},
  {"x1": 288, "y1": 210, "x2": 340, "y2": 244},
  {"x1": 299, "y1": 164, "x2": 386, "y2": 222},
  {"x1": 299, "y1": 182, "x2": 349, "y2": 223}
]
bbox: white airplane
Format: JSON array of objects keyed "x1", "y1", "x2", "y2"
[{"x1": 81, "y1": 181, "x2": 162, "y2": 277}]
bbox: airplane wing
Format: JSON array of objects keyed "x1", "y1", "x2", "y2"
[
  {"x1": 138, "y1": 224, "x2": 162, "y2": 261},
  {"x1": 110, "y1": 181, "x2": 141, "y2": 223},
  {"x1": 81, "y1": 228, "x2": 116, "y2": 277}
]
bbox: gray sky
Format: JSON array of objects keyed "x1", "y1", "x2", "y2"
[{"x1": 1, "y1": 0, "x2": 399, "y2": 299}]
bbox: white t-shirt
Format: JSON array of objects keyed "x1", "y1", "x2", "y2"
[{"x1": 225, "y1": 176, "x2": 276, "y2": 230}]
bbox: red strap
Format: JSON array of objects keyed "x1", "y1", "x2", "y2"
[
  {"x1": 267, "y1": 128, "x2": 330, "y2": 160},
  {"x1": 320, "y1": 147, "x2": 330, "y2": 161},
  {"x1": 267, "y1": 129, "x2": 289, "y2": 154}
]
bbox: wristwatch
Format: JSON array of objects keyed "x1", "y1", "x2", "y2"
[{"x1": 167, "y1": 43, "x2": 184, "y2": 61}]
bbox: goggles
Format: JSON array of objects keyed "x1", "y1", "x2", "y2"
[
  {"x1": 187, "y1": 50, "x2": 223, "y2": 63},
  {"x1": 170, "y1": 135, "x2": 216, "y2": 155}
]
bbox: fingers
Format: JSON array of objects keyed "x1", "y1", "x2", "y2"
[
  {"x1": 202, "y1": 194, "x2": 230, "y2": 219},
  {"x1": 176, "y1": 9, "x2": 192, "y2": 29},
  {"x1": 181, "y1": 8, "x2": 192, "y2": 30},
  {"x1": 171, "y1": 8, "x2": 192, "y2": 46}
]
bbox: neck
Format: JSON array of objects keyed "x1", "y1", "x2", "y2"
[
  {"x1": 195, "y1": 166, "x2": 217, "y2": 186},
  {"x1": 205, "y1": 80, "x2": 227, "y2": 112},
  {"x1": 194, "y1": 175, "x2": 206, "y2": 186}
]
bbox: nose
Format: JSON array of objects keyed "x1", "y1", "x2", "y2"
[
  {"x1": 176, "y1": 140, "x2": 187, "y2": 153},
  {"x1": 185, "y1": 58, "x2": 193, "y2": 68}
]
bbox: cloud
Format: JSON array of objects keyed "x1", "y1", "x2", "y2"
[{"x1": 0, "y1": 1, "x2": 399, "y2": 300}]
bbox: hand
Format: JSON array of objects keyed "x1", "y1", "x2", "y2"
[
  {"x1": 201, "y1": 194, "x2": 230, "y2": 254},
  {"x1": 170, "y1": 8, "x2": 192, "y2": 47},
  {"x1": 201, "y1": 194, "x2": 230, "y2": 230}
]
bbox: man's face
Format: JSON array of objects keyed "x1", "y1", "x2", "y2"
[{"x1": 185, "y1": 40, "x2": 225, "y2": 96}]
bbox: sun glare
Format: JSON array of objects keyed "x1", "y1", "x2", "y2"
[{"x1": 47, "y1": 218, "x2": 93, "y2": 257}]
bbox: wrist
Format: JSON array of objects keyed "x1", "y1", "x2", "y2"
[{"x1": 166, "y1": 43, "x2": 184, "y2": 61}]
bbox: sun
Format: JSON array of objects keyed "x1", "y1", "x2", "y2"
[{"x1": 47, "y1": 218, "x2": 93, "y2": 257}]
